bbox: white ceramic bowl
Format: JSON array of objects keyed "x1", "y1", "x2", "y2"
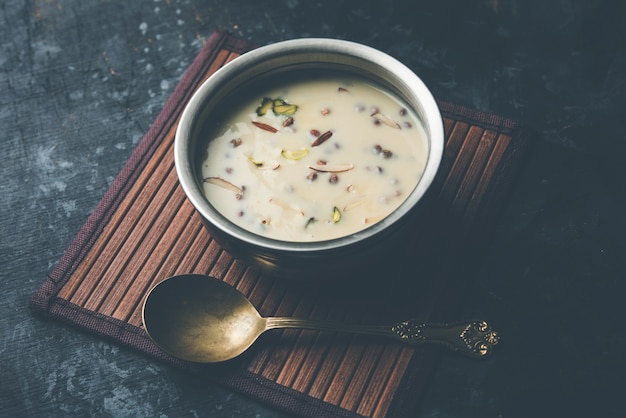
[{"x1": 175, "y1": 38, "x2": 444, "y2": 279}]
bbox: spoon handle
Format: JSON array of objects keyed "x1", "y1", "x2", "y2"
[
  {"x1": 389, "y1": 319, "x2": 500, "y2": 358},
  {"x1": 265, "y1": 318, "x2": 499, "y2": 358}
]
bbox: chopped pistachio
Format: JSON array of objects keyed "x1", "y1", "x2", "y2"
[
  {"x1": 255, "y1": 97, "x2": 273, "y2": 116},
  {"x1": 281, "y1": 148, "x2": 309, "y2": 160},
  {"x1": 332, "y1": 206, "x2": 341, "y2": 223},
  {"x1": 247, "y1": 156, "x2": 265, "y2": 167},
  {"x1": 272, "y1": 98, "x2": 298, "y2": 115}
]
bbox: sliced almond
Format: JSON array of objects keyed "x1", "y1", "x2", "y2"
[
  {"x1": 203, "y1": 176, "x2": 243, "y2": 194},
  {"x1": 343, "y1": 198, "x2": 365, "y2": 212},
  {"x1": 364, "y1": 215, "x2": 385, "y2": 224},
  {"x1": 269, "y1": 198, "x2": 304, "y2": 216},
  {"x1": 371, "y1": 112, "x2": 401, "y2": 129},
  {"x1": 308, "y1": 162, "x2": 354, "y2": 173},
  {"x1": 252, "y1": 121, "x2": 278, "y2": 133},
  {"x1": 258, "y1": 162, "x2": 281, "y2": 170}
]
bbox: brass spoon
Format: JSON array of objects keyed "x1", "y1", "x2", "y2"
[{"x1": 142, "y1": 274, "x2": 499, "y2": 363}]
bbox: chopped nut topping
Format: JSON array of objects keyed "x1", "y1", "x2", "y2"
[
  {"x1": 332, "y1": 206, "x2": 341, "y2": 223},
  {"x1": 203, "y1": 176, "x2": 244, "y2": 194},
  {"x1": 269, "y1": 198, "x2": 304, "y2": 215},
  {"x1": 364, "y1": 215, "x2": 385, "y2": 224},
  {"x1": 343, "y1": 198, "x2": 365, "y2": 212},
  {"x1": 252, "y1": 121, "x2": 278, "y2": 133},
  {"x1": 311, "y1": 130, "x2": 333, "y2": 147},
  {"x1": 371, "y1": 112, "x2": 401, "y2": 129},
  {"x1": 308, "y1": 162, "x2": 354, "y2": 173},
  {"x1": 281, "y1": 148, "x2": 309, "y2": 160}
]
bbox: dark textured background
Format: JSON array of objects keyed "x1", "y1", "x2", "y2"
[{"x1": 2, "y1": 1, "x2": 625, "y2": 416}]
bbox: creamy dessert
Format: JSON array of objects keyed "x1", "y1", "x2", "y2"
[{"x1": 200, "y1": 73, "x2": 428, "y2": 242}]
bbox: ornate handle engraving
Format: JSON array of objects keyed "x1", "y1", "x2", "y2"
[{"x1": 391, "y1": 319, "x2": 500, "y2": 358}]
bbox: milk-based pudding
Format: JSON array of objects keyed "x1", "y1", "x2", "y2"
[{"x1": 200, "y1": 73, "x2": 428, "y2": 242}]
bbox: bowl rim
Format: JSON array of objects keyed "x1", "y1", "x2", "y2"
[{"x1": 175, "y1": 38, "x2": 444, "y2": 253}]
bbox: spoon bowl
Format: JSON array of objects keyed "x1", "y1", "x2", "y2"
[
  {"x1": 142, "y1": 274, "x2": 265, "y2": 363},
  {"x1": 142, "y1": 274, "x2": 500, "y2": 363}
]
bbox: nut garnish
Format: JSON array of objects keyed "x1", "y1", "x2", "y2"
[
  {"x1": 248, "y1": 156, "x2": 280, "y2": 170},
  {"x1": 311, "y1": 130, "x2": 333, "y2": 147},
  {"x1": 281, "y1": 148, "x2": 309, "y2": 160},
  {"x1": 203, "y1": 176, "x2": 244, "y2": 194},
  {"x1": 308, "y1": 162, "x2": 354, "y2": 173},
  {"x1": 371, "y1": 112, "x2": 401, "y2": 129},
  {"x1": 255, "y1": 97, "x2": 273, "y2": 116},
  {"x1": 272, "y1": 98, "x2": 298, "y2": 115},
  {"x1": 269, "y1": 198, "x2": 304, "y2": 216},
  {"x1": 256, "y1": 97, "x2": 299, "y2": 116},
  {"x1": 252, "y1": 121, "x2": 278, "y2": 133},
  {"x1": 230, "y1": 138, "x2": 242, "y2": 147},
  {"x1": 343, "y1": 197, "x2": 365, "y2": 212},
  {"x1": 259, "y1": 163, "x2": 281, "y2": 170},
  {"x1": 332, "y1": 206, "x2": 342, "y2": 223},
  {"x1": 247, "y1": 156, "x2": 264, "y2": 167}
]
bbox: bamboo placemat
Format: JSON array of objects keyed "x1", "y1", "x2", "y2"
[{"x1": 30, "y1": 30, "x2": 534, "y2": 418}]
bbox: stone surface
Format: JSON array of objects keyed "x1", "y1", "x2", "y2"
[{"x1": 2, "y1": 0, "x2": 625, "y2": 416}]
